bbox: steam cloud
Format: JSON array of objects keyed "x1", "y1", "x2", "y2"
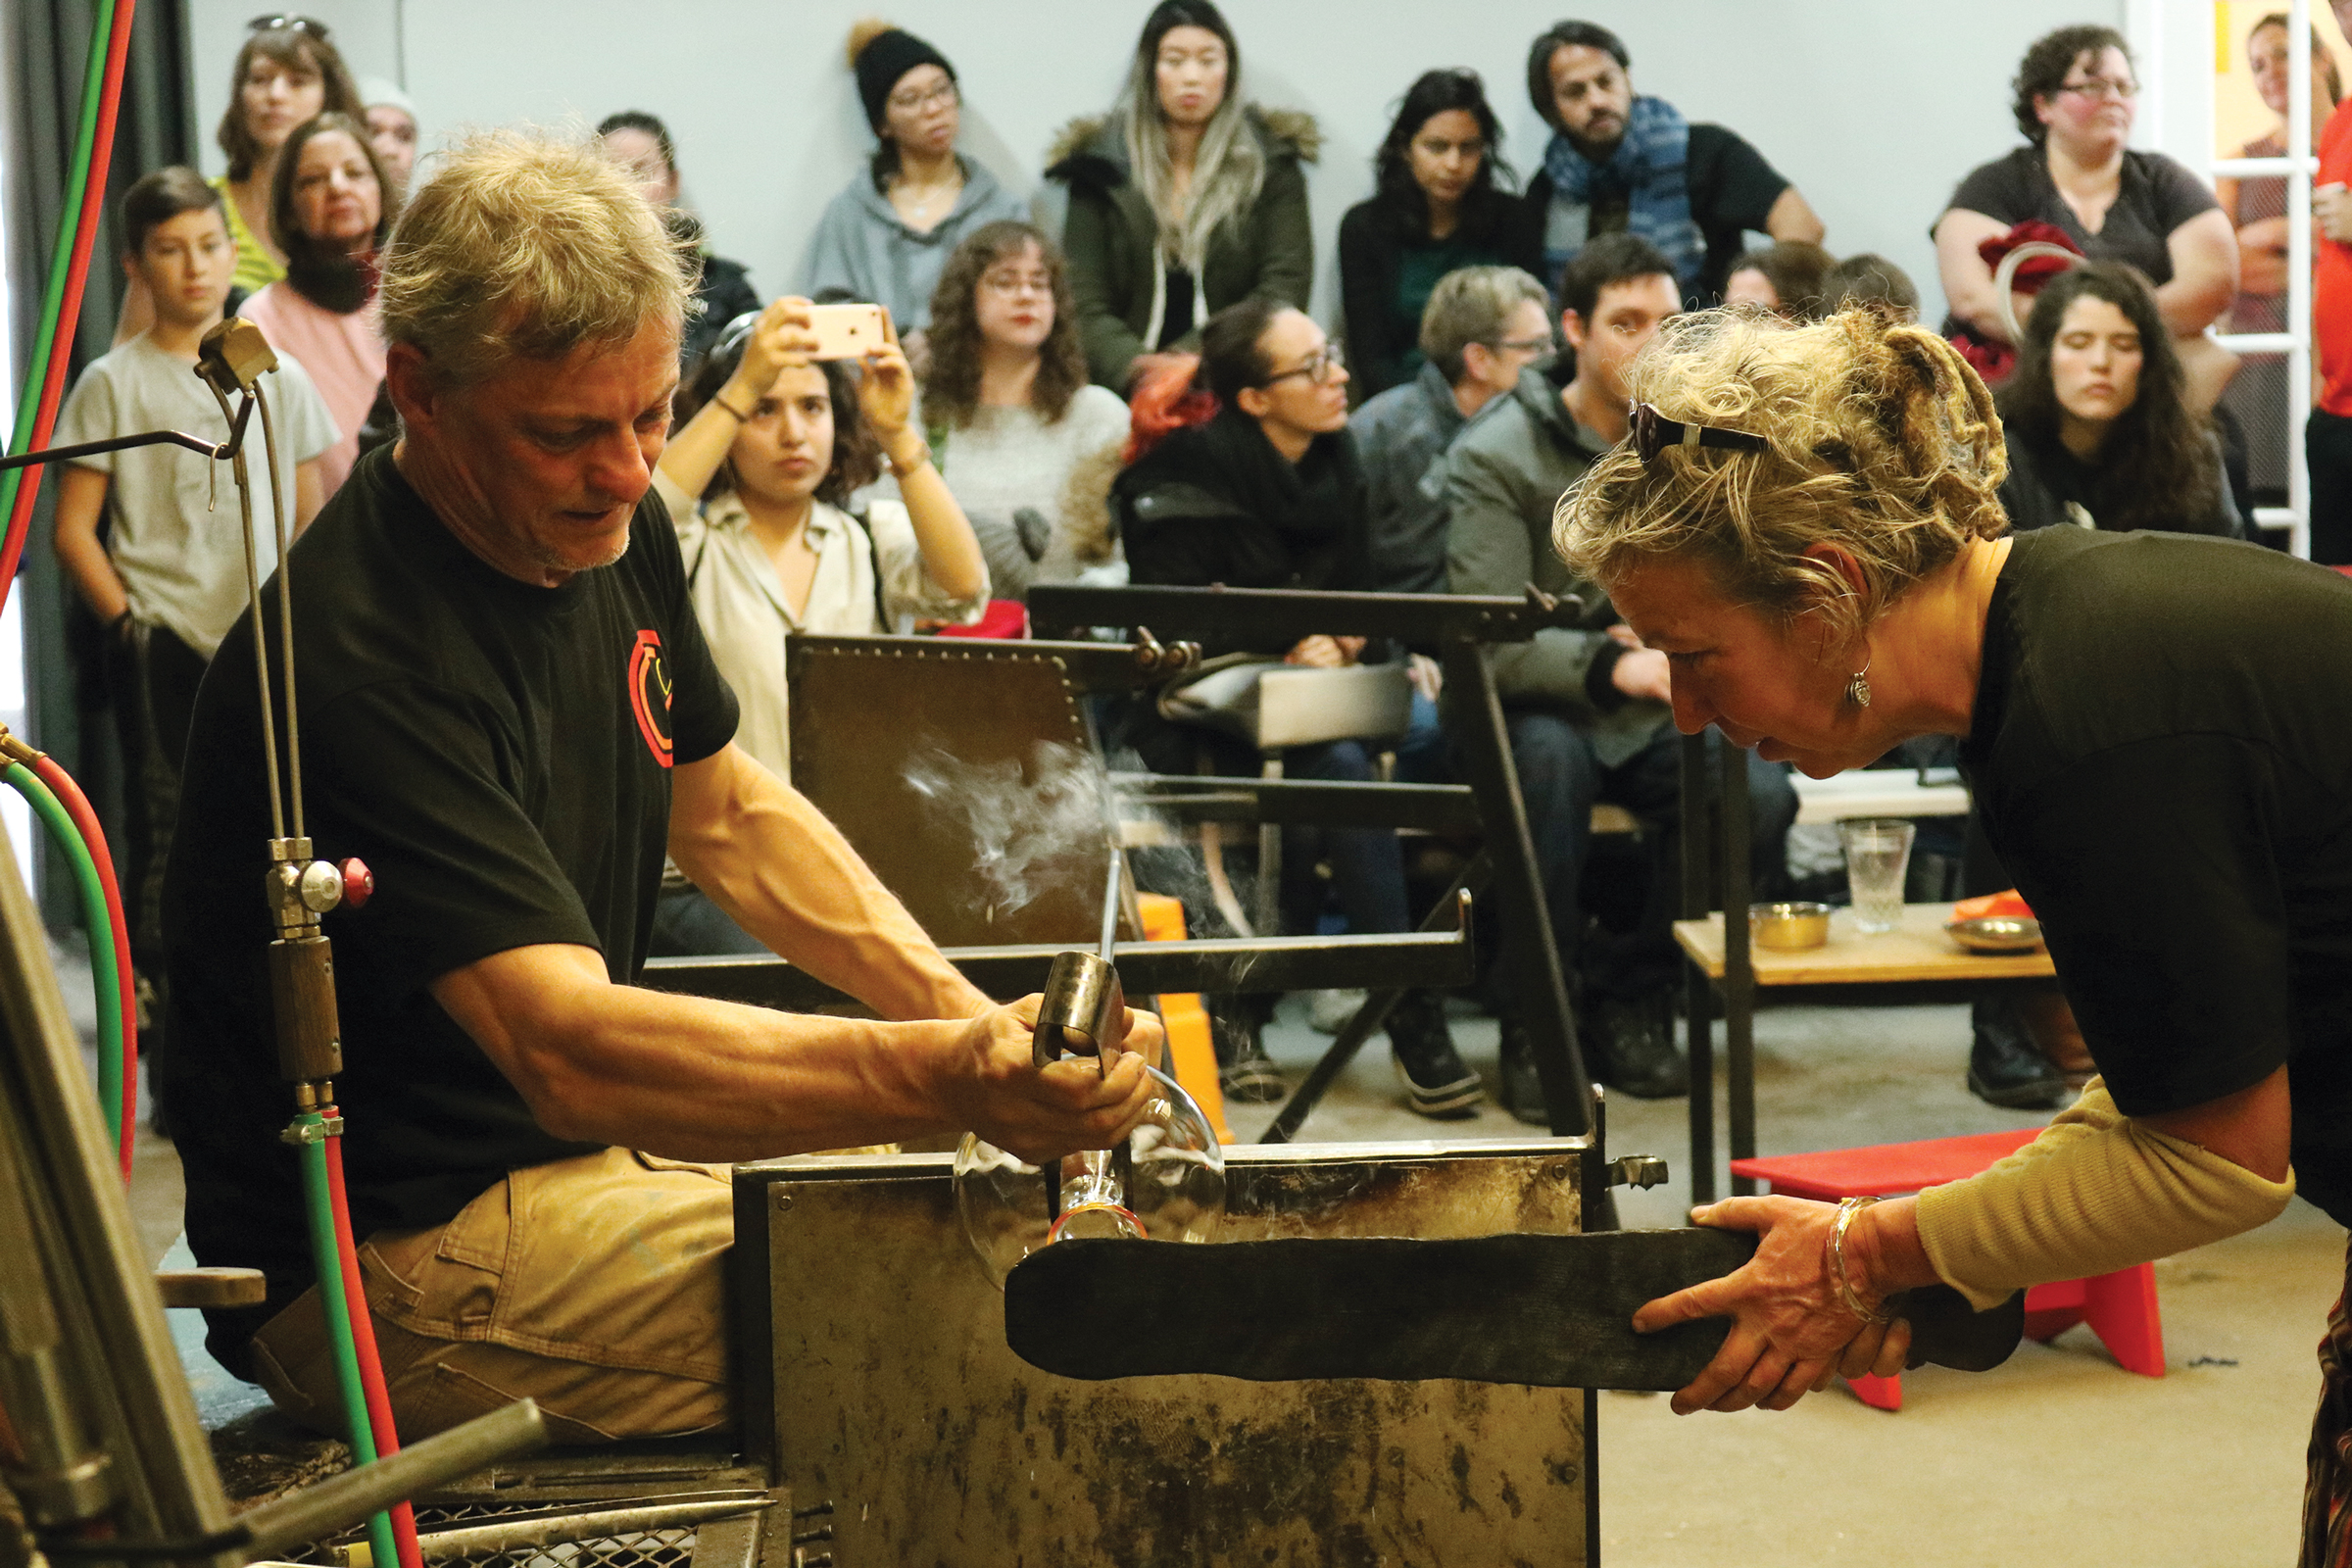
[{"x1": 903, "y1": 739, "x2": 1115, "y2": 921}]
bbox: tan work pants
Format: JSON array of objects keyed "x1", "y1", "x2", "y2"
[{"x1": 249, "y1": 1148, "x2": 732, "y2": 1446}]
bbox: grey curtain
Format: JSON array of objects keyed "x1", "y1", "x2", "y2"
[{"x1": 3, "y1": 0, "x2": 196, "y2": 928}]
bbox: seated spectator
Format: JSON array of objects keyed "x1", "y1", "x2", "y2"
[
  {"x1": 918, "y1": 221, "x2": 1131, "y2": 600},
  {"x1": 1934, "y1": 25, "x2": 2237, "y2": 405},
  {"x1": 117, "y1": 19, "x2": 362, "y2": 342},
  {"x1": 1721, "y1": 239, "x2": 1835, "y2": 319},
  {"x1": 1111, "y1": 298, "x2": 1481, "y2": 1119},
  {"x1": 1994, "y1": 262, "x2": 2240, "y2": 538},
  {"x1": 649, "y1": 299, "x2": 988, "y2": 954},
  {"x1": 808, "y1": 22, "x2": 1027, "y2": 369},
  {"x1": 599, "y1": 111, "x2": 760, "y2": 373},
  {"x1": 239, "y1": 112, "x2": 394, "y2": 499},
  {"x1": 1338, "y1": 69, "x2": 1540, "y2": 400},
  {"x1": 1820, "y1": 251, "x2": 1922, "y2": 320},
  {"x1": 1439, "y1": 232, "x2": 1794, "y2": 1112},
  {"x1": 2219, "y1": 14, "x2": 2342, "y2": 508},
  {"x1": 52, "y1": 169, "x2": 333, "y2": 1009},
  {"x1": 1048, "y1": 0, "x2": 1316, "y2": 392},
  {"x1": 1349, "y1": 264, "x2": 1552, "y2": 596},
  {"x1": 358, "y1": 76, "x2": 419, "y2": 203},
  {"x1": 1520, "y1": 19, "x2": 1821, "y2": 307}
]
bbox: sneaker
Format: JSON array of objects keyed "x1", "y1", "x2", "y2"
[
  {"x1": 1967, "y1": 996, "x2": 2067, "y2": 1110},
  {"x1": 1386, "y1": 992, "x2": 1485, "y2": 1118},
  {"x1": 1495, "y1": 1017, "x2": 1548, "y2": 1126},
  {"x1": 1305, "y1": 988, "x2": 1367, "y2": 1035},
  {"x1": 1218, "y1": 1020, "x2": 1288, "y2": 1104},
  {"x1": 1582, "y1": 994, "x2": 1690, "y2": 1100}
]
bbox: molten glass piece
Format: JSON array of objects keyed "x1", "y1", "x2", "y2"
[{"x1": 955, "y1": 1065, "x2": 1225, "y2": 1288}]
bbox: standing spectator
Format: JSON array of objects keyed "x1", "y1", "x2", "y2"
[
  {"x1": 2308, "y1": 1, "x2": 2352, "y2": 563},
  {"x1": 1440, "y1": 232, "x2": 1793, "y2": 1112},
  {"x1": 648, "y1": 299, "x2": 988, "y2": 954},
  {"x1": 1995, "y1": 263, "x2": 2240, "y2": 538},
  {"x1": 1934, "y1": 25, "x2": 2237, "y2": 407},
  {"x1": 2218, "y1": 15, "x2": 2342, "y2": 510},
  {"x1": 1519, "y1": 20, "x2": 1821, "y2": 307},
  {"x1": 1820, "y1": 252, "x2": 1922, "y2": 321},
  {"x1": 598, "y1": 111, "x2": 760, "y2": 375},
  {"x1": 239, "y1": 113, "x2": 394, "y2": 500},
  {"x1": 1338, "y1": 70, "x2": 1540, "y2": 400},
  {"x1": 919, "y1": 221, "x2": 1131, "y2": 600},
  {"x1": 358, "y1": 76, "x2": 420, "y2": 203},
  {"x1": 51, "y1": 170, "x2": 334, "y2": 1012},
  {"x1": 1048, "y1": 0, "x2": 1316, "y2": 392},
  {"x1": 1349, "y1": 264, "x2": 1552, "y2": 597},
  {"x1": 807, "y1": 21, "x2": 1026, "y2": 368},
  {"x1": 1721, "y1": 239, "x2": 1835, "y2": 319},
  {"x1": 1111, "y1": 300, "x2": 1482, "y2": 1119}
]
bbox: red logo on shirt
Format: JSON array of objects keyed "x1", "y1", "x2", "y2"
[{"x1": 628, "y1": 629, "x2": 673, "y2": 766}]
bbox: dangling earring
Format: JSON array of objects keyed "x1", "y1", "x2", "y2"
[{"x1": 1845, "y1": 651, "x2": 1873, "y2": 709}]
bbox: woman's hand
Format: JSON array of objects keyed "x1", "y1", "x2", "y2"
[
  {"x1": 858, "y1": 307, "x2": 918, "y2": 446},
  {"x1": 1286, "y1": 635, "x2": 1364, "y2": 668},
  {"x1": 723, "y1": 297, "x2": 819, "y2": 411},
  {"x1": 1631, "y1": 1196, "x2": 1909, "y2": 1414}
]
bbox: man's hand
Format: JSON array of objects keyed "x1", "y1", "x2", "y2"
[
  {"x1": 1286, "y1": 635, "x2": 1364, "y2": 668},
  {"x1": 1630, "y1": 1197, "x2": 1909, "y2": 1414},
  {"x1": 2318, "y1": 183, "x2": 2352, "y2": 246},
  {"x1": 942, "y1": 996, "x2": 1156, "y2": 1165}
]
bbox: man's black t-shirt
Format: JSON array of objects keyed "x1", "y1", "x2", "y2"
[
  {"x1": 161, "y1": 443, "x2": 738, "y2": 1363},
  {"x1": 1524, "y1": 123, "x2": 1791, "y2": 302},
  {"x1": 1961, "y1": 527, "x2": 2352, "y2": 1222}
]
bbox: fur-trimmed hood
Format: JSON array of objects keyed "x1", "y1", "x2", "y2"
[{"x1": 1045, "y1": 105, "x2": 1320, "y2": 191}]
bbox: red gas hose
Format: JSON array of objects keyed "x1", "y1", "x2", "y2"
[
  {"x1": 26, "y1": 754, "x2": 134, "y2": 1179},
  {"x1": 320, "y1": 1123, "x2": 423, "y2": 1568}
]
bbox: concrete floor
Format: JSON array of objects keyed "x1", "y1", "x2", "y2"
[{"x1": 99, "y1": 932, "x2": 2337, "y2": 1565}]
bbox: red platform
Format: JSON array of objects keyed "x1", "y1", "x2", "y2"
[{"x1": 1732, "y1": 1129, "x2": 2166, "y2": 1410}]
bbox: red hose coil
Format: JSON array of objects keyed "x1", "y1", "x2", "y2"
[{"x1": 319, "y1": 1120, "x2": 423, "y2": 1568}]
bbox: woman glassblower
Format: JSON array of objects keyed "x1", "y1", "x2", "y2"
[{"x1": 1557, "y1": 304, "x2": 2334, "y2": 1553}]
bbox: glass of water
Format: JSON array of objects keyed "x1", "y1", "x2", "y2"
[{"x1": 1839, "y1": 817, "x2": 1915, "y2": 935}]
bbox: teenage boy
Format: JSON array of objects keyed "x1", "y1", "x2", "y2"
[{"x1": 52, "y1": 167, "x2": 335, "y2": 1008}]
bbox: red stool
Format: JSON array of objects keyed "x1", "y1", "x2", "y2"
[{"x1": 1731, "y1": 1129, "x2": 2166, "y2": 1410}]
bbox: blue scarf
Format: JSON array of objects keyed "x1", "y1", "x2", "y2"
[{"x1": 1542, "y1": 94, "x2": 1702, "y2": 297}]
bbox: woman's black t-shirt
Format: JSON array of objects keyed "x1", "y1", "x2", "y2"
[
  {"x1": 161, "y1": 443, "x2": 739, "y2": 1365},
  {"x1": 1942, "y1": 146, "x2": 2218, "y2": 285},
  {"x1": 1961, "y1": 526, "x2": 2352, "y2": 1223}
]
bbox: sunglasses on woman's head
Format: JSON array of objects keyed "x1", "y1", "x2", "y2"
[
  {"x1": 247, "y1": 13, "x2": 330, "y2": 37},
  {"x1": 1629, "y1": 402, "x2": 1772, "y2": 466}
]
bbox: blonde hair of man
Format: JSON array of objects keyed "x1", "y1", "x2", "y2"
[
  {"x1": 1419, "y1": 265, "x2": 1550, "y2": 385},
  {"x1": 376, "y1": 127, "x2": 693, "y2": 390},
  {"x1": 1555, "y1": 307, "x2": 2009, "y2": 649}
]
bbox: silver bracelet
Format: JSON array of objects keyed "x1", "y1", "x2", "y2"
[{"x1": 1831, "y1": 1196, "x2": 1897, "y2": 1325}]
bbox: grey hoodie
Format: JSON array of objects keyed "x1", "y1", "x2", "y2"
[{"x1": 803, "y1": 155, "x2": 1029, "y2": 331}]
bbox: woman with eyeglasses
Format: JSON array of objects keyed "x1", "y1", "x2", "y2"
[
  {"x1": 1047, "y1": 0, "x2": 1317, "y2": 393},
  {"x1": 236, "y1": 112, "x2": 396, "y2": 500},
  {"x1": 1337, "y1": 69, "x2": 1540, "y2": 401},
  {"x1": 806, "y1": 22, "x2": 1027, "y2": 370},
  {"x1": 647, "y1": 299, "x2": 989, "y2": 955},
  {"x1": 1934, "y1": 25, "x2": 2237, "y2": 404},
  {"x1": 917, "y1": 220, "x2": 1132, "y2": 601},
  {"x1": 1559, "y1": 305, "x2": 2337, "y2": 1553},
  {"x1": 598, "y1": 110, "x2": 761, "y2": 376},
  {"x1": 1108, "y1": 298, "x2": 1484, "y2": 1120}
]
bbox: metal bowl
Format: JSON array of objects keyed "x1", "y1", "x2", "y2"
[
  {"x1": 1946, "y1": 914, "x2": 2044, "y2": 954},
  {"x1": 1749, "y1": 901, "x2": 1833, "y2": 951}
]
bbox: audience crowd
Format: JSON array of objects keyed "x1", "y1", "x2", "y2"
[{"x1": 52, "y1": 6, "x2": 2352, "y2": 1120}]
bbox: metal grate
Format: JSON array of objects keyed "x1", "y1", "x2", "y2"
[{"x1": 291, "y1": 1501, "x2": 701, "y2": 1568}]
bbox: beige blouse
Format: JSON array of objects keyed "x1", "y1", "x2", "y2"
[{"x1": 653, "y1": 469, "x2": 987, "y2": 780}]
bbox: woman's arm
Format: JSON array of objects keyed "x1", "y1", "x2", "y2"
[
  {"x1": 1061, "y1": 190, "x2": 1148, "y2": 389},
  {"x1": 2235, "y1": 214, "x2": 2290, "y2": 297},
  {"x1": 1249, "y1": 156, "x2": 1315, "y2": 312},
  {"x1": 859, "y1": 322, "x2": 987, "y2": 605},
  {"x1": 2156, "y1": 208, "x2": 2242, "y2": 337},
  {"x1": 1338, "y1": 204, "x2": 1405, "y2": 399},
  {"x1": 1933, "y1": 207, "x2": 2025, "y2": 341},
  {"x1": 657, "y1": 296, "x2": 814, "y2": 498}
]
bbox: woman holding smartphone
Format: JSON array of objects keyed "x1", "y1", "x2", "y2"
[{"x1": 649, "y1": 298, "x2": 989, "y2": 955}]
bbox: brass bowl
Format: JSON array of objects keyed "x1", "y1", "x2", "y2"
[
  {"x1": 1946, "y1": 914, "x2": 2044, "y2": 954},
  {"x1": 1749, "y1": 901, "x2": 1833, "y2": 951}
]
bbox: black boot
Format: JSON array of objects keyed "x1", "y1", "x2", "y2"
[
  {"x1": 1386, "y1": 991, "x2": 1484, "y2": 1118},
  {"x1": 1495, "y1": 1017, "x2": 1548, "y2": 1126},
  {"x1": 1967, "y1": 994, "x2": 2066, "y2": 1109},
  {"x1": 1582, "y1": 993, "x2": 1689, "y2": 1100},
  {"x1": 1211, "y1": 999, "x2": 1285, "y2": 1104}
]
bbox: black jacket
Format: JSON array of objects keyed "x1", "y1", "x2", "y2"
[{"x1": 1337, "y1": 191, "x2": 1542, "y2": 400}]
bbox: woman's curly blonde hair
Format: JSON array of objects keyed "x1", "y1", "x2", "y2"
[{"x1": 1555, "y1": 308, "x2": 2010, "y2": 646}]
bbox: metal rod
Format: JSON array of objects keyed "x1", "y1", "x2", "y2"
[
  {"x1": 255, "y1": 381, "x2": 304, "y2": 840},
  {"x1": 1720, "y1": 735, "x2": 1755, "y2": 1196},
  {"x1": 1680, "y1": 731, "x2": 1716, "y2": 1204},
  {"x1": 0, "y1": 426, "x2": 221, "y2": 470},
  {"x1": 1095, "y1": 846, "x2": 1120, "y2": 963},
  {"x1": 238, "y1": 1400, "x2": 550, "y2": 1558},
  {"x1": 209, "y1": 379, "x2": 285, "y2": 843},
  {"x1": 1028, "y1": 582, "x2": 1585, "y2": 646},
  {"x1": 397, "y1": 1494, "x2": 772, "y2": 1561}
]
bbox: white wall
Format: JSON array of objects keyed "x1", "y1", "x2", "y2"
[{"x1": 187, "y1": 0, "x2": 2136, "y2": 328}]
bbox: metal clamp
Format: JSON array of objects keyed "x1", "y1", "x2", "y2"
[{"x1": 1607, "y1": 1154, "x2": 1670, "y2": 1191}]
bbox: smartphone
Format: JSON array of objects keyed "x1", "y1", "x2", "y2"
[{"x1": 806, "y1": 303, "x2": 888, "y2": 361}]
